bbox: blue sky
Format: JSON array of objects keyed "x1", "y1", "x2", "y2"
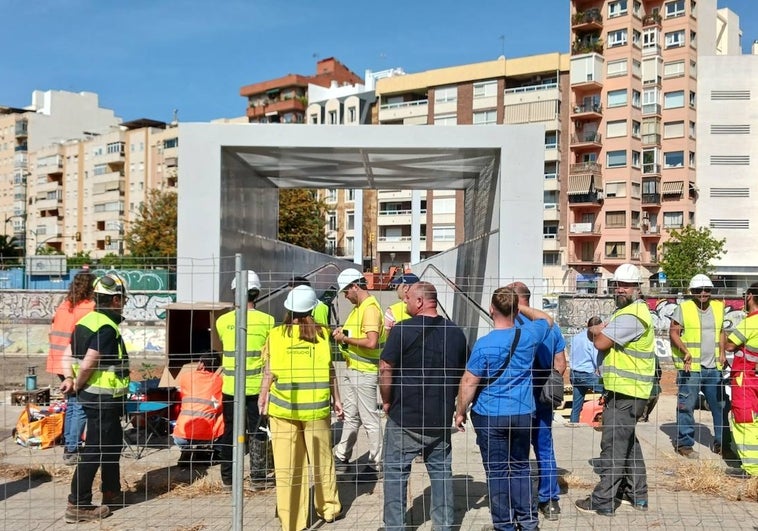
[{"x1": 1, "y1": 0, "x2": 756, "y2": 123}]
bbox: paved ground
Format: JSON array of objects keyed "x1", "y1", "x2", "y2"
[{"x1": 1, "y1": 391, "x2": 757, "y2": 530}]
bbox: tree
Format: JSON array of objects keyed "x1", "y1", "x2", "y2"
[
  {"x1": 278, "y1": 189, "x2": 327, "y2": 252},
  {"x1": 0, "y1": 235, "x2": 22, "y2": 267},
  {"x1": 124, "y1": 189, "x2": 177, "y2": 258},
  {"x1": 658, "y1": 225, "x2": 726, "y2": 289}
]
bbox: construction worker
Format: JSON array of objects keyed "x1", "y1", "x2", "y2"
[
  {"x1": 383, "y1": 273, "x2": 420, "y2": 332},
  {"x1": 575, "y1": 263, "x2": 655, "y2": 516},
  {"x1": 332, "y1": 268, "x2": 385, "y2": 474},
  {"x1": 289, "y1": 276, "x2": 330, "y2": 326},
  {"x1": 259, "y1": 285, "x2": 343, "y2": 530},
  {"x1": 215, "y1": 270, "x2": 275, "y2": 490},
  {"x1": 670, "y1": 273, "x2": 726, "y2": 458},
  {"x1": 724, "y1": 282, "x2": 758, "y2": 478}
]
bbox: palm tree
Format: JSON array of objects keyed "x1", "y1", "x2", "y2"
[{"x1": 0, "y1": 235, "x2": 22, "y2": 268}]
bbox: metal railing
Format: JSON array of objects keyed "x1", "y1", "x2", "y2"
[{"x1": 379, "y1": 99, "x2": 429, "y2": 111}]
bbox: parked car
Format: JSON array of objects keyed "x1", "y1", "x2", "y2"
[{"x1": 542, "y1": 297, "x2": 558, "y2": 310}]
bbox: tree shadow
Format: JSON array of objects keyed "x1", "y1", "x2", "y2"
[
  {"x1": 0, "y1": 474, "x2": 52, "y2": 502},
  {"x1": 405, "y1": 473, "x2": 488, "y2": 530},
  {"x1": 334, "y1": 451, "x2": 380, "y2": 514},
  {"x1": 126, "y1": 464, "x2": 210, "y2": 507}
]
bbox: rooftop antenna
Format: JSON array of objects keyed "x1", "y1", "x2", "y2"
[{"x1": 171, "y1": 108, "x2": 178, "y2": 126}]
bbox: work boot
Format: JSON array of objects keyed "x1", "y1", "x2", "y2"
[
  {"x1": 538, "y1": 499, "x2": 561, "y2": 520},
  {"x1": 65, "y1": 503, "x2": 110, "y2": 523}
]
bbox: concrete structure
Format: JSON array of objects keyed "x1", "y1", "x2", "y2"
[
  {"x1": 177, "y1": 123, "x2": 544, "y2": 341},
  {"x1": 375, "y1": 53, "x2": 571, "y2": 291},
  {"x1": 240, "y1": 57, "x2": 363, "y2": 124},
  {"x1": 697, "y1": 52, "x2": 757, "y2": 288},
  {"x1": 568, "y1": 0, "x2": 742, "y2": 292},
  {"x1": 0, "y1": 91, "x2": 120, "y2": 248}
]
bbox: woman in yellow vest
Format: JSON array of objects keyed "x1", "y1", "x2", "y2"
[{"x1": 259, "y1": 285, "x2": 343, "y2": 530}]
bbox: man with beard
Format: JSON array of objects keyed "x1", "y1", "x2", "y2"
[
  {"x1": 575, "y1": 263, "x2": 656, "y2": 516},
  {"x1": 670, "y1": 274, "x2": 726, "y2": 458}
]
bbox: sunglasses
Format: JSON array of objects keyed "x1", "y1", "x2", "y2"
[{"x1": 691, "y1": 287, "x2": 712, "y2": 294}]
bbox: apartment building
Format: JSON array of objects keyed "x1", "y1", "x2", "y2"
[
  {"x1": 375, "y1": 54, "x2": 571, "y2": 288},
  {"x1": 568, "y1": 0, "x2": 741, "y2": 291},
  {"x1": 0, "y1": 91, "x2": 120, "y2": 251},
  {"x1": 240, "y1": 57, "x2": 363, "y2": 124},
  {"x1": 697, "y1": 48, "x2": 757, "y2": 287}
]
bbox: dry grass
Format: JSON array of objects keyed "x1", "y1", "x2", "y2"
[
  {"x1": 656, "y1": 455, "x2": 758, "y2": 501},
  {"x1": 0, "y1": 461, "x2": 71, "y2": 481},
  {"x1": 559, "y1": 473, "x2": 595, "y2": 490}
]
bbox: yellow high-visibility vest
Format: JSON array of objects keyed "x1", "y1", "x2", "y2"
[
  {"x1": 342, "y1": 295, "x2": 385, "y2": 373},
  {"x1": 672, "y1": 299, "x2": 724, "y2": 371},
  {"x1": 216, "y1": 308, "x2": 274, "y2": 395},
  {"x1": 72, "y1": 312, "x2": 130, "y2": 398}
]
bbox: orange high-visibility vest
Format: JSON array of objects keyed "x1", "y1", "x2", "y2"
[
  {"x1": 173, "y1": 369, "x2": 224, "y2": 442},
  {"x1": 47, "y1": 299, "x2": 95, "y2": 375}
]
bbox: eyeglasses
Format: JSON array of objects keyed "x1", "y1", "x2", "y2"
[{"x1": 691, "y1": 287, "x2": 712, "y2": 294}]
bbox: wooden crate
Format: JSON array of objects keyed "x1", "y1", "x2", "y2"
[{"x1": 11, "y1": 388, "x2": 51, "y2": 406}]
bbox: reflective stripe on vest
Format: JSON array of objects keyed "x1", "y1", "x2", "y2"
[
  {"x1": 731, "y1": 420, "x2": 758, "y2": 474},
  {"x1": 601, "y1": 301, "x2": 656, "y2": 399},
  {"x1": 216, "y1": 309, "x2": 274, "y2": 396},
  {"x1": 72, "y1": 311, "x2": 129, "y2": 398},
  {"x1": 342, "y1": 295, "x2": 385, "y2": 373},
  {"x1": 734, "y1": 349, "x2": 758, "y2": 364},
  {"x1": 672, "y1": 299, "x2": 724, "y2": 371},
  {"x1": 174, "y1": 371, "x2": 223, "y2": 441},
  {"x1": 267, "y1": 325, "x2": 332, "y2": 421}
]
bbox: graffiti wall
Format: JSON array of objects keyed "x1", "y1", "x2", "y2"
[{"x1": 557, "y1": 295, "x2": 747, "y2": 360}]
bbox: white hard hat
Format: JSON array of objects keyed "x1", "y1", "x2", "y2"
[
  {"x1": 337, "y1": 268, "x2": 364, "y2": 292},
  {"x1": 93, "y1": 273, "x2": 128, "y2": 297},
  {"x1": 231, "y1": 270, "x2": 261, "y2": 291},
  {"x1": 285, "y1": 285, "x2": 319, "y2": 313},
  {"x1": 689, "y1": 274, "x2": 714, "y2": 290},
  {"x1": 613, "y1": 263, "x2": 642, "y2": 284}
]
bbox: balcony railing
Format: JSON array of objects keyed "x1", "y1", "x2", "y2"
[
  {"x1": 642, "y1": 103, "x2": 661, "y2": 116},
  {"x1": 572, "y1": 103, "x2": 602, "y2": 114},
  {"x1": 642, "y1": 44, "x2": 662, "y2": 56},
  {"x1": 642, "y1": 133, "x2": 661, "y2": 145},
  {"x1": 379, "y1": 99, "x2": 429, "y2": 111},
  {"x1": 642, "y1": 192, "x2": 661, "y2": 204},
  {"x1": 15, "y1": 144, "x2": 28, "y2": 152},
  {"x1": 570, "y1": 162, "x2": 602, "y2": 174},
  {"x1": 15, "y1": 121, "x2": 28, "y2": 136},
  {"x1": 568, "y1": 192, "x2": 603, "y2": 205},
  {"x1": 641, "y1": 225, "x2": 661, "y2": 235},
  {"x1": 642, "y1": 163, "x2": 661, "y2": 175},
  {"x1": 572, "y1": 9, "x2": 602, "y2": 27},
  {"x1": 643, "y1": 76, "x2": 662, "y2": 86},
  {"x1": 504, "y1": 82, "x2": 558, "y2": 94},
  {"x1": 568, "y1": 252, "x2": 602, "y2": 264},
  {"x1": 571, "y1": 132, "x2": 602, "y2": 144},
  {"x1": 642, "y1": 13, "x2": 662, "y2": 26},
  {"x1": 569, "y1": 222, "x2": 601, "y2": 234},
  {"x1": 572, "y1": 40, "x2": 604, "y2": 55}
]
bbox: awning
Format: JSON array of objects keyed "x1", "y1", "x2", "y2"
[
  {"x1": 661, "y1": 181, "x2": 684, "y2": 195},
  {"x1": 568, "y1": 174, "x2": 593, "y2": 195}
]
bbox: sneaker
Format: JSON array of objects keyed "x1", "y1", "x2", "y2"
[
  {"x1": 676, "y1": 447, "x2": 699, "y2": 459},
  {"x1": 710, "y1": 441, "x2": 722, "y2": 455},
  {"x1": 725, "y1": 467, "x2": 751, "y2": 479},
  {"x1": 574, "y1": 496, "x2": 614, "y2": 517},
  {"x1": 538, "y1": 499, "x2": 561, "y2": 521},
  {"x1": 616, "y1": 492, "x2": 649, "y2": 512},
  {"x1": 62, "y1": 451, "x2": 79, "y2": 466},
  {"x1": 65, "y1": 503, "x2": 111, "y2": 523}
]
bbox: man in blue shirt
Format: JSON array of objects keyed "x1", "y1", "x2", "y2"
[
  {"x1": 569, "y1": 316, "x2": 604, "y2": 423},
  {"x1": 509, "y1": 282, "x2": 566, "y2": 522}
]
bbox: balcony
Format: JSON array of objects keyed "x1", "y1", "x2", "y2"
[
  {"x1": 14, "y1": 153, "x2": 28, "y2": 168},
  {"x1": 570, "y1": 162, "x2": 601, "y2": 174},
  {"x1": 35, "y1": 197, "x2": 62, "y2": 211},
  {"x1": 377, "y1": 99, "x2": 429, "y2": 123},
  {"x1": 568, "y1": 252, "x2": 601, "y2": 266},
  {"x1": 543, "y1": 174, "x2": 559, "y2": 192},
  {"x1": 543, "y1": 236, "x2": 560, "y2": 251},
  {"x1": 571, "y1": 102, "x2": 602, "y2": 118},
  {"x1": 378, "y1": 210, "x2": 413, "y2": 226},
  {"x1": 37, "y1": 180, "x2": 61, "y2": 194},
  {"x1": 642, "y1": 192, "x2": 661, "y2": 206},
  {"x1": 572, "y1": 39, "x2": 604, "y2": 55},
  {"x1": 247, "y1": 98, "x2": 307, "y2": 120},
  {"x1": 572, "y1": 9, "x2": 603, "y2": 31},
  {"x1": 643, "y1": 76, "x2": 662, "y2": 87},
  {"x1": 642, "y1": 12, "x2": 662, "y2": 27},
  {"x1": 543, "y1": 203, "x2": 559, "y2": 221},
  {"x1": 504, "y1": 83, "x2": 560, "y2": 106},
  {"x1": 641, "y1": 225, "x2": 661, "y2": 237},
  {"x1": 642, "y1": 163, "x2": 661, "y2": 175},
  {"x1": 15, "y1": 144, "x2": 28, "y2": 152},
  {"x1": 571, "y1": 131, "x2": 602, "y2": 147},
  {"x1": 15, "y1": 120, "x2": 28, "y2": 137},
  {"x1": 378, "y1": 190, "x2": 413, "y2": 200},
  {"x1": 642, "y1": 103, "x2": 661, "y2": 116},
  {"x1": 569, "y1": 222, "x2": 601, "y2": 236},
  {"x1": 642, "y1": 133, "x2": 661, "y2": 146}
]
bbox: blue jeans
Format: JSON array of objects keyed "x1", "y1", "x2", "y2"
[
  {"x1": 64, "y1": 394, "x2": 87, "y2": 453},
  {"x1": 472, "y1": 412, "x2": 537, "y2": 531},
  {"x1": 569, "y1": 370, "x2": 603, "y2": 423},
  {"x1": 382, "y1": 418, "x2": 453, "y2": 530},
  {"x1": 531, "y1": 402, "x2": 559, "y2": 503},
  {"x1": 676, "y1": 368, "x2": 725, "y2": 449}
]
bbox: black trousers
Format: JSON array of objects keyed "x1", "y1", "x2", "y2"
[
  {"x1": 219, "y1": 393, "x2": 266, "y2": 483},
  {"x1": 591, "y1": 393, "x2": 648, "y2": 507},
  {"x1": 69, "y1": 404, "x2": 123, "y2": 506}
]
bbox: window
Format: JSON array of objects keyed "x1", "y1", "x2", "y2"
[
  {"x1": 346, "y1": 189, "x2": 356, "y2": 201},
  {"x1": 163, "y1": 138, "x2": 178, "y2": 149},
  {"x1": 434, "y1": 114, "x2": 457, "y2": 126},
  {"x1": 473, "y1": 81, "x2": 498, "y2": 98},
  {"x1": 309, "y1": 114, "x2": 318, "y2": 124},
  {"x1": 608, "y1": 29, "x2": 628, "y2": 47},
  {"x1": 545, "y1": 131, "x2": 558, "y2": 149},
  {"x1": 435, "y1": 85, "x2": 457, "y2": 103},
  {"x1": 689, "y1": 121, "x2": 696, "y2": 138},
  {"x1": 607, "y1": 120, "x2": 628, "y2": 138},
  {"x1": 632, "y1": 90, "x2": 641, "y2": 108},
  {"x1": 664, "y1": 151, "x2": 684, "y2": 168},
  {"x1": 93, "y1": 164, "x2": 108, "y2": 176},
  {"x1": 664, "y1": 121, "x2": 684, "y2": 138},
  {"x1": 632, "y1": 30, "x2": 641, "y2": 47},
  {"x1": 328, "y1": 110, "x2": 337, "y2": 124},
  {"x1": 606, "y1": 211, "x2": 626, "y2": 228},
  {"x1": 690, "y1": 31, "x2": 697, "y2": 48},
  {"x1": 544, "y1": 190, "x2": 558, "y2": 207},
  {"x1": 326, "y1": 238, "x2": 336, "y2": 255},
  {"x1": 643, "y1": 28, "x2": 658, "y2": 47},
  {"x1": 607, "y1": 59, "x2": 628, "y2": 77},
  {"x1": 664, "y1": 90, "x2": 684, "y2": 109},
  {"x1": 348, "y1": 107, "x2": 356, "y2": 123},
  {"x1": 609, "y1": 0, "x2": 628, "y2": 17},
  {"x1": 632, "y1": 59, "x2": 642, "y2": 78},
  {"x1": 665, "y1": 0, "x2": 685, "y2": 18},
  {"x1": 665, "y1": 30, "x2": 685, "y2": 48},
  {"x1": 606, "y1": 181, "x2": 627, "y2": 198},
  {"x1": 346, "y1": 236, "x2": 354, "y2": 254},
  {"x1": 689, "y1": 91, "x2": 696, "y2": 108},
  {"x1": 663, "y1": 211, "x2": 684, "y2": 228},
  {"x1": 632, "y1": 120, "x2": 641, "y2": 138},
  {"x1": 664, "y1": 60, "x2": 685, "y2": 78},
  {"x1": 543, "y1": 252, "x2": 560, "y2": 266},
  {"x1": 690, "y1": 60, "x2": 697, "y2": 78},
  {"x1": 327, "y1": 212, "x2": 337, "y2": 231},
  {"x1": 543, "y1": 221, "x2": 559, "y2": 238},
  {"x1": 631, "y1": 210, "x2": 641, "y2": 227},
  {"x1": 473, "y1": 110, "x2": 497, "y2": 125},
  {"x1": 346, "y1": 211, "x2": 355, "y2": 231},
  {"x1": 325, "y1": 189, "x2": 337, "y2": 202},
  {"x1": 608, "y1": 89, "x2": 628, "y2": 107},
  {"x1": 607, "y1": 150, "x2": 627, "y2": 168},
  {"x1": 632, "y1": 151, "x2": 641, "y2": 168},
  {"x1": 689, "y1": 151, "x2": 696, "y2": 167},
  {"x1": 433, "y1": 197, "x2": 456, "y2": 214},
  {"x1": 106, "y1": 142, "x2": 124, "y2": 155},
  {"x1": 432, "y1": 225, "x2": 456, "y2": 241},
  {"x1": 605, "y1": 241, "x2": 626, "y2": 258}
]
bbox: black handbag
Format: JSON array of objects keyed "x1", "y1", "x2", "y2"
[{"x1": 539, "y1": 368, "x2": 565, "y2": 409}]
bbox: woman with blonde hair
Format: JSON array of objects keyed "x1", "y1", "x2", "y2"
[{"x1": 259, "y1": 285, "x2": 343, "y2": 530}]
